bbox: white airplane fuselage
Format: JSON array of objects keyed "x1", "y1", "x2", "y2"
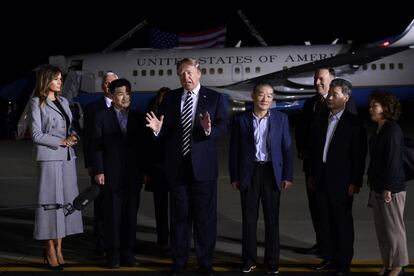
[{"x1": 52, "y1": 44, "x2": 414, "y2": 110}]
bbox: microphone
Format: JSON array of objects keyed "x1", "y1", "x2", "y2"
[
  {"x1": 72, "y1": 184, "x2": 101, "y2": 211},
  {"x1": 0, "y1": 186, "x2": 101, "y2": 215},
  {"x1": 41, "y1": 185, "x2": 101, "y2": 216}
]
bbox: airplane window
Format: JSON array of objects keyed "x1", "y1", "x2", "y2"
[
  {"x1": 398, "y1": 63, "x2": 403, "y2": 69},
  {"x1": 218, "y1": 68, "x2": 223, "y2": 74},
  {"x1": 167, "y1": 69, "x2": 172, "y2": 76},
  {"x1": 245, "y1": 67, "x2": 250, "y2": 73},
  {"x1": 380, "y1": 63, "x2": 385, "y2": 70},
  {"x1": 98, "y1": 71, "x2": 104, "y2": 77},
  {"x1": 150, "y1": 70, "x2": 155, "y2": 76},
  {"x1": 210, "y1": 68, "x2": 215, "y2": 74},
  {"x1": 389, "y1": 63, "x2": 394, "y2": 70},
  {"x1": 371, "y1": 64, "x2": 377, "y2": 70},
  {"x1": 159, "y1": 69, "x2": 164, "y2": 76},
  {"x1": 142, "y1": 70, "x2": 147, "y2": 76},
  {"x1": 255, "y1": 67, "x2": 261, "y2": 73},
  {"x1": 133, "y1": 70, "x2": 138, "y2": 77},
  {"x1": 235, "y1": 67, "x2": 240, "y2": 74},
  {"x1": 201, "y1": 68, "x2": 207, "y2": 75},
  {"x1": 362, "y1": 65, "x2": 368, "y2": 70}
]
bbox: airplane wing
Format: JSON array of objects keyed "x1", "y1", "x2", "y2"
[{"x1": 221, "y1": 19, "x2": 414, "y2": 99}]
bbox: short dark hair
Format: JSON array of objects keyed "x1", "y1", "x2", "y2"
[
  {"x1": 108, "y1": 78, "x2": 131, "y2": 94},
  {"x1": 329, "y1": 78, "x2": 352, "y2": 97},
  {"x1": 253, "y1": 82, "x2": 274, "y2": 95},
  {"x1": 369, "y1": 90, "x2": 401, "y2": 120}
]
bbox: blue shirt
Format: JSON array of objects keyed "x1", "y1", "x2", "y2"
[
  {"x1": 253, "y1": 111, "x2": 271, "y2": 162},
  {"x1": 323, "y1": 109, "x2": 344, "y2": 162},
  {"x1": 114, "y1": 107, "x2": 129, "y2": 134}
]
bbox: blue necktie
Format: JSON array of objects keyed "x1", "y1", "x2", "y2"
[{"x1": 181, "y1": 91, "x2": 193, "y2": 156}]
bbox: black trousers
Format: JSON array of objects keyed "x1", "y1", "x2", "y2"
[
  {"x1": 305, "y1": 173, "x2": 322, "y2": 247},
  {"x1": 316, "y1": 170, "x2": 354, "y2": 269},
  {"x1": 169, "y1": 156, "x2": 217, "y2": 269},
  {"x1": 103, "y1": 184, "x2": 140, "y2": 262},
  {"x1": 92, "y1": 177, "x2": 105, "y2": 251},
  {"x1": 240, "y1": 162, "x2": 281, "y2": 266}
]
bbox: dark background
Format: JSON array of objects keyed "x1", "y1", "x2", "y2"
[
  {"x1": 1, "y1": 4, "x2": 413, "y2": 87},
  {"x1": 0, "y1": 3, "x2": 413, "y2": 139}
]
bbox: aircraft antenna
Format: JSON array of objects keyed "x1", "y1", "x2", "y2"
[
  {"x1": 237, "y1": 10, "x2": 268, "y2": 46},
  {"x1": 102, "y1": 20, "x2": 148, "y2": 53}
]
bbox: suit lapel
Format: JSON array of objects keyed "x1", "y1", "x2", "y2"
[
  {"x1": 195, "y1": 87, "x2": 208, "y2": 125},
  {"x1": 109, "y1": 107, "x2": 123, "y2": 135},
  {"x1": 174, "y1": 89, "x2": 183, "y2": 123},
  {"x1": 59, "y1": 97, "x2": 73, "y2": 122},
  {"x1": 242, "y1": 112, "x2": 254, "y2": 145},
  {"x1": 46, "y1": 98, "x2": 63, "y2": 117}
]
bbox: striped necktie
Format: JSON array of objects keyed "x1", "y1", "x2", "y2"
[{"x1": 181, "y1": 91, "x2": 193, "y2": 156}]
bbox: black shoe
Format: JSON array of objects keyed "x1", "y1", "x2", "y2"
[
  {"x1": 267, "y1": 264, "x2": 279, "y2": 274},
  {"x1": 107, "y1": 260, "x2": 120, "y2": 269},
  {"x1": 42, "y1": 250, "x2": 63, "y2": 271},
  {"x1": 199, "y1": 265, "x2": 214, "y2": 276},
  {"x1": 315, "y1": 259, "x2": 335, "y2": 270},
  {"x1": 121, "y1": 258, "x2": 140, "y2": 267},
  {"x1": 336, "y1": 267, "x2": 350, "y2": 275},
  {"x1": 241, "y1": 264, "x2": 256, "y2": 273}
]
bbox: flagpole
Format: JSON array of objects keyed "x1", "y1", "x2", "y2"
[
  {"x1": 237, "y1": 10, "x2": 268, "y2": 46},
  {"x1": 102, "y1": 20, "x2": 148, "y2": 53}
]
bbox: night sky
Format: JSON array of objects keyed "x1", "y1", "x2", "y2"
[{"x1": 1, "y1": 4, "x2": 412, "y2": 87}]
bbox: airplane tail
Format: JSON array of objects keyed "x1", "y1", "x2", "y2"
[{"x1": 377, "y1": 19, "x2": 414, "y2": 48}]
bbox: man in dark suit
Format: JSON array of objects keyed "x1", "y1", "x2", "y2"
[
  {"x1": 92, "y1": 78, "x2": 146, "y2": 268},
  {"x1": 309, "y1": 78, "x2": 366, "y2": 276},
  {"x1": 295, "y1": 67, "x2": 356, "y2": 256},
  {"x1": 229, "y1": 83, "x2": 293, "y2": 274},
  {"x1": 146, "y1": 58, "x2": 228, "y2": 275},
  {"x1": 83, "y1": 71, "x2": 118, "y2": 256}
]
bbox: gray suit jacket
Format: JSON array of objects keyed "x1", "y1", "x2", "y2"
[{"x1": 30, "y1": 96, "x2": 77, "y2": 161}]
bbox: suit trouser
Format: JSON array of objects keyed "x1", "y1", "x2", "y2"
[
  {"x1": 304, "y1": 173, "x2": 322, "y2": 247},
  {"x1": 153, "y1": 188, "x2": 169, "y2": 246},
  {"x1": 92, "y1": 177, "x2": 105, "y2": 250},
  {"x1": 316, "y1": 186, "x2": 354, "y2": 269},
  {"x1": 169, "y1": 157, "x2": 217, "y2": 269},
  {"x1": 372, "y1": 191, "x2": 409, "y2": 267},
  {"x1": 240, "y1": 162, "x2": 280, "y2": 266},
  {"x1": 103, "y1": 184, "x2": 140, "y2": 262}
]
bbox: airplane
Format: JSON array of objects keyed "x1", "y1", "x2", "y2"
[{"x1": 12, "y1": 18, "x2": 414, "y2": 137}]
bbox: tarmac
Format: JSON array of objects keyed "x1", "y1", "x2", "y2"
[{"x1": 0, "y1": 108, "x2": 413, "y2": 275}]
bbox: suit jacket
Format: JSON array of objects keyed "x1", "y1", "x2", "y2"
[
  {"x1": 92, "y1": 107, "x2": 146, "y2": 190},
  {"x1": 310, "y1": 110, "x2": 367, "y2": 195},
  {"x1": 229, "y1": 109, "x2": 294, "y2": 191},
  {"x1": 296, "y1": 94, "x2": 357, "y2": 173},
  {"x1": 367, "y1": 119, "x2": 406, "y2": 193},
  {"x1": 158, "y1": 86, "x2": 228, "y2": 182},
  {"x1": 29, "y1": 96, "x2": 77, "y2": 161},
  {"x1": 83, "y1": 97, "x2": 108, "y2": 168}
]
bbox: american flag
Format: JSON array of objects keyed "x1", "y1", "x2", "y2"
[{"x1": 150, "y1": 25, "x2": 226, "y2": 49}]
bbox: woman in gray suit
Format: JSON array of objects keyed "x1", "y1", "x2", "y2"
[{"x1": 29, "y1": 65, "x2": 83, "y2": 270}]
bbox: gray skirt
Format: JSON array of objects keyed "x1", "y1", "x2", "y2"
[{"x1": 34, "y1": 159, "x2": 83, "y2": 240}]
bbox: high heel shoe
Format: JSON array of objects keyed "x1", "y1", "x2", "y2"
[{"x1": 43, "y1": 250, "x2": 63, "y2": 270}]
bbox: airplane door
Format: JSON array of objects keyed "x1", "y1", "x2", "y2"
[
  {"x1": 80, "y1": 72, "x2": 95, "y2": 93},
  {"x1": 231, "y1": 65, "x2": 243, "y2": 82}
]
